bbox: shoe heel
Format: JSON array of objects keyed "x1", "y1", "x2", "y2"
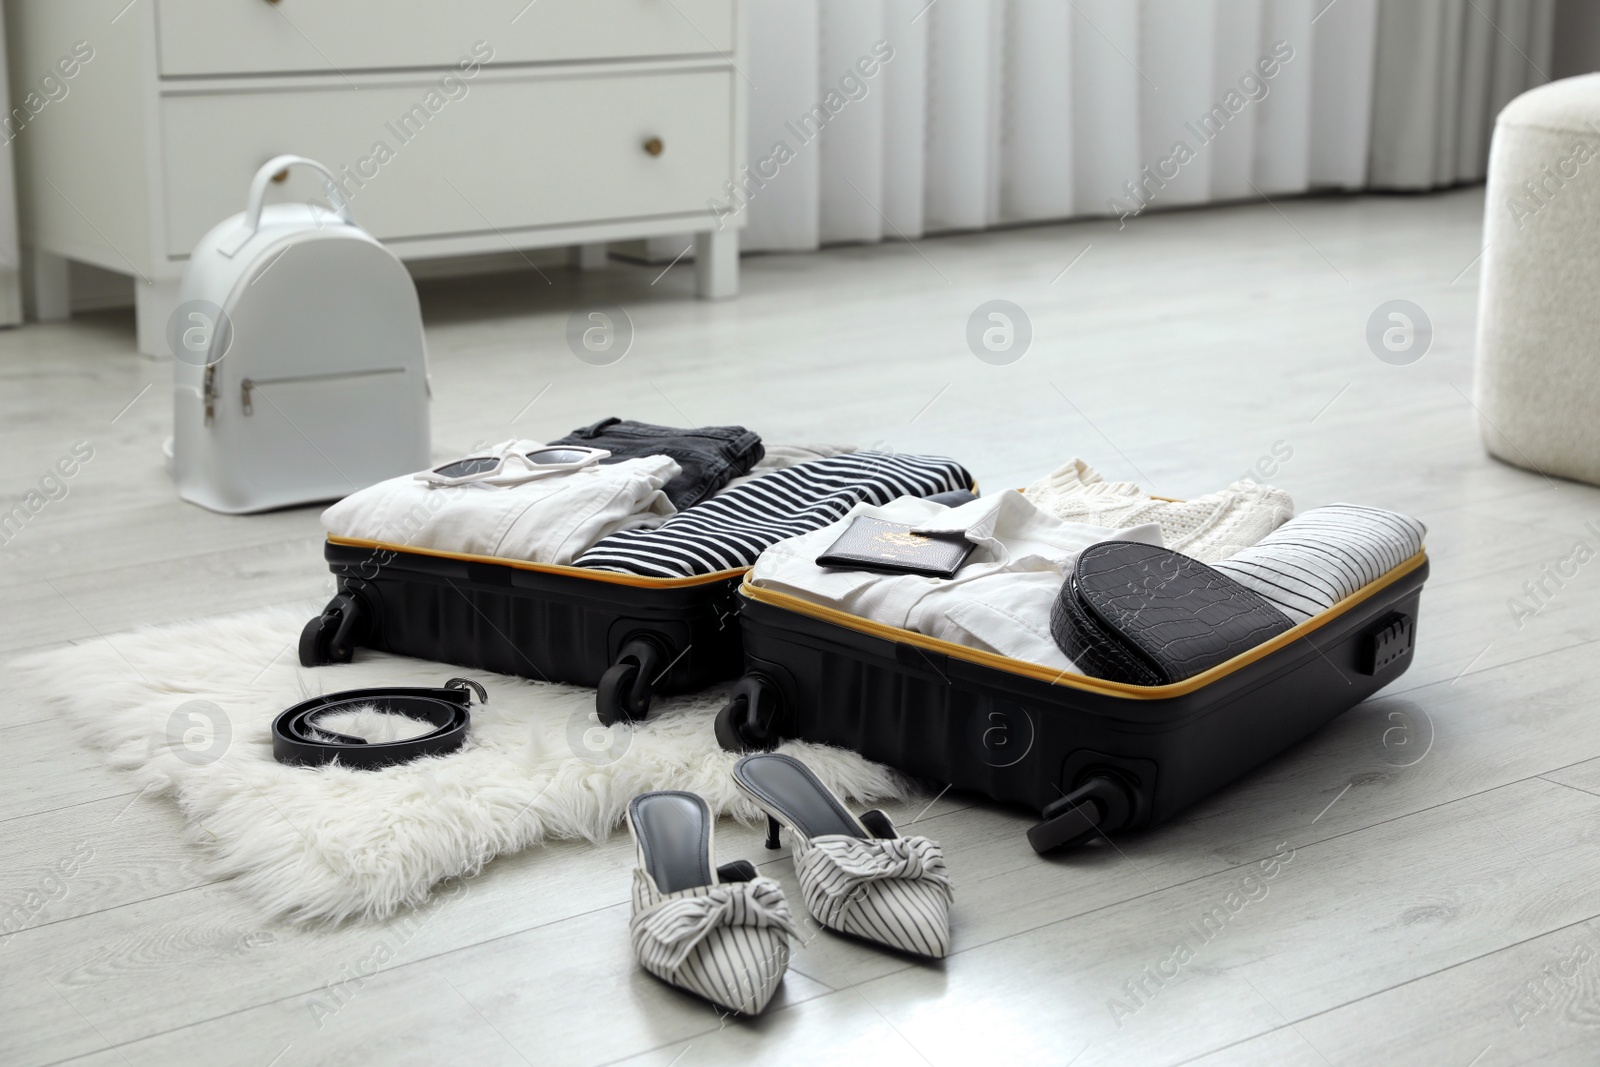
[{"x1": 764, "y1": 814, "x2": 782, "y2": 851}]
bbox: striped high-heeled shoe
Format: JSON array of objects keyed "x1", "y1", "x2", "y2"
[
  {"x1": 732, "y1": 753, "x2": 954, "y2": 959},
  {"x1": 626, "y1": 790, "x2": 800, "y2": 1015}
]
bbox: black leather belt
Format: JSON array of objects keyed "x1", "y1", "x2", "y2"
[{"x1": 272, "y1": 678, "x2": 482, "y2": 769}]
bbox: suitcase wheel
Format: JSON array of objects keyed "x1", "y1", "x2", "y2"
[
  {"x1": 299, "y1": 592, "x2": 368, "y2": 667},
  {"x1": 1026, "y1": 774, "x2": 1133, "y2": 855},
  {"x1": 596, "y1": 637, "x2": 666, "y2": 726},
  {"x1": 714, "y1": 675, "x2": 781, "y2": 753}
]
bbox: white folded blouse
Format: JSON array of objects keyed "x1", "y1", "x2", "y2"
[
  {"x1": 749, "y1": 491, "x2": 1163, "y2": 673},
  {"x1": 321, "y1": 445, "x2": 679, "y2": 566}
]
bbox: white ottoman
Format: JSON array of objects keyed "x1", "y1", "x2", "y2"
[{"x1": 1474, "y1": 74, "x2": 1600, "y2": 487}]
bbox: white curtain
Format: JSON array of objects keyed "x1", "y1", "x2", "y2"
[
  {"x1": 1369, "y1": 0, "x2": 1556, "y2": 188},
  {"x1": 719, "y1": 0, "x2": 1556, "y2": 254}
]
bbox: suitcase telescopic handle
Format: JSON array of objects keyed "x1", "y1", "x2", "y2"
[{"x1": 242, "y1": 155, "x2": 355, "y2": 236}]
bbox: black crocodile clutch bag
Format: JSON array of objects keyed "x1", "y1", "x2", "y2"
[{"x1": 1051, "y1": 541, "x2": 1295, "y2": 685}]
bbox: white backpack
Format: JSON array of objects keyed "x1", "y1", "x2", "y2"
[{"x1": 172, "y1": 155, "x2": 430, "y2": 514}]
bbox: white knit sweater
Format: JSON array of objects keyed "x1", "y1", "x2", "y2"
[{"x1": 1021, "y1": 458, "x2": 1293, "y2": 563}]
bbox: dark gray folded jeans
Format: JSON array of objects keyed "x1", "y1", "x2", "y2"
[{"x1": 551, "y1": 417, "x2": 764, "y2": 510}]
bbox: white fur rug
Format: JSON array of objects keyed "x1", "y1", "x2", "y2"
[{"x1": 13, "y1": 603, "x2": 907, "y2": 924}]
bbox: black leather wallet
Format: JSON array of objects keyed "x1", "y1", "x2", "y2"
[
  {"x1": 1050, "y1": 541, "x2": 1295, "y2": 685},
  {"x1": 816, "y1": 516, "x2": 976, "y2": 579}
]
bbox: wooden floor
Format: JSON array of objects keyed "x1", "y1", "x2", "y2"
[{"x1": 5, "y1": 187, "x2": 1600, "y2": 1066}]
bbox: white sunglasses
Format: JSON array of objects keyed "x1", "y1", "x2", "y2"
[{"x1": 413, "y1": 445, "x2": 610, "y2": 487}]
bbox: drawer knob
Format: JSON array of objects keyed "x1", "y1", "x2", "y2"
[{"x1": 642, "y1": 137, "x2": 664, "y2": 157}]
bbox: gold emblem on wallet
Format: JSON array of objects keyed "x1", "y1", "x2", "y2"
[{"x1": 876, "y1": 529, "x2": 932, "y2": 551}]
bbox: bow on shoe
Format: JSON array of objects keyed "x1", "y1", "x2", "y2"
[
  {"x1": 806, "y1": 834, "x2": 954, "y2": 905},
  {"x1": 634, "y1": 878, "x2": 800, "y2": 970}
]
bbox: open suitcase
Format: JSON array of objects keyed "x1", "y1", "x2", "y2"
[
  {"x1": 300, "y1": 537, "x2": 747, "y2": 725},
  {"x1": 299, "y1": 459, "x2": 979, "y2": 725},
  {"x1": 714, "y1": 545, "x2": 1428, "y2": 853}
]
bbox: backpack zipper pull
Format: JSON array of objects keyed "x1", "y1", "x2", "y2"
[
  {"x1": 203, "y1": 365, "x2": 217, "y2": 426},
  {"x1": 241, "y1": 378, "x2": 254, "y2": 416}
]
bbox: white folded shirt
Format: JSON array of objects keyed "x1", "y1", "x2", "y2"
[
  {"x1": 321, "y1": 445, "x2": 680, "y2": 565},
  {"x1": 749, "y1": 491, "x2": 1164, "y2": 673}
]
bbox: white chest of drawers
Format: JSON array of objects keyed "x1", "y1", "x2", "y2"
[{"x1": 6, "y1": 0, "x2": 746, "y2": 355}]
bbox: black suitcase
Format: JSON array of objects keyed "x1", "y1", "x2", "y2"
[
  {"x1": 713, "y1": 549, "x2": 1428, "y2": 853},
  {"x1": 299, "y1": 466, "x2": 980, "y2": 725},
  {"x1": 300, "y1": 537, "x2": 747, "y2": 725}
]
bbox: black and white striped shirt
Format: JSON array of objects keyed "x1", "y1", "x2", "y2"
[
  {"x1": 576, "y1": 452, "x2": 973, "y2": 578},
  {"x1": 1212, "y1": 504, "x2": 1426, "y2": 622}
]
